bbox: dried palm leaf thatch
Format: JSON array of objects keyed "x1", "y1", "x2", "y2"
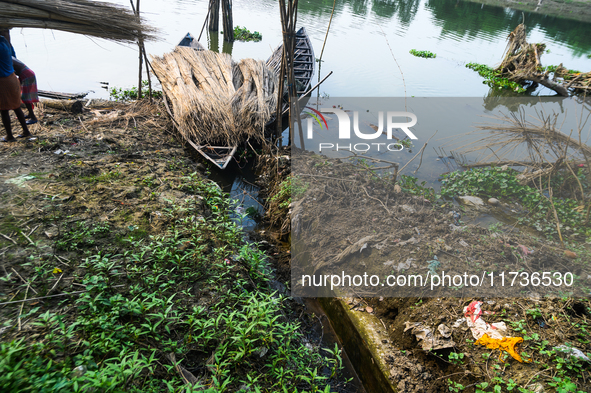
[
  {"x1": 0, "y1": 0, "x2": 157, "y2": 43},
  {"x1": 151, "y1": 47, "x2": 278, "y2": 146}
]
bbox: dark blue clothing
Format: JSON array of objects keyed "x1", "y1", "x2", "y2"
[{"x1": 0, "y1": 36, "x2": 15, "y2": 78}]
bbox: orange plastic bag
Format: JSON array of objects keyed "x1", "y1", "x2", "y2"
[{"x1": 475, "y1": 333, "x2": 530, "y2": 363}]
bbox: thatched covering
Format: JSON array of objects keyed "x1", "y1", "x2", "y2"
[
  {"x1": 495, "y1": 24, "x2": 589, "y2": 96},
  {"x1": 151, "y1": 47, "x2": 278, "y2": 146},
  {"x1": 0, "y1": 0, "x2": 156, "y2": 43}
]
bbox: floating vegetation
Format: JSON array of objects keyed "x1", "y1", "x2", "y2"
[
  {"x1": 466, "y1": 62, "x2": 526, "y2": 93},
  {"x1": 233, "y1": 26, "x2": 263, "y2": 42},
  {"x1": 441, "y1": 166, "x2": 591, "y2": 239},
  {"x1": 110, "y1": 80, "x2": 163, "y2": 101},
  {"x1": 410, "y1": 49, "x2": 436, "y2": 58},
  {"x1": 542, "y1": 65, "x2": 580, "y2": 74}
]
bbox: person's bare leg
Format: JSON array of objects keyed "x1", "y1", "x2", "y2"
[
  {"x1": 25, "y1": 103, "x2": 37, "y2": 122},
  {"x1": 14, "y1": 108, "x2": 31, "y2": 137},
  {"x1": 1, "y1": 110, "x2": 16, "y2": 141}
]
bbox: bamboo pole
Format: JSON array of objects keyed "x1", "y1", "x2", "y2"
[
  {"x1": 130, "y1": 0, "x2": 151, "y2": 100},
  {"x1": 137, "y1": 1, "x2": 142, "y2": 99},
  {"x1": 278, "y1": 0, "x2": 304, "y2": 149}
]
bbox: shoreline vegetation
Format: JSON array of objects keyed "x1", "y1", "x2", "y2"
[{"x1": 464, "y1": 0, "x2": 591, "y2": 23}]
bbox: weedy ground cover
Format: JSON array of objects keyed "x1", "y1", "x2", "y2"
[
  {"x1": 0, "y1": 175, "x2": 347, "y2": 392},
  {"x1": 0, "y1": 102, "x2": 348, "y2": 392}
]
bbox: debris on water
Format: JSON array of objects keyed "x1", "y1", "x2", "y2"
[{"x1": 458, "y1": 195, "x2": 485, "y2": 206}]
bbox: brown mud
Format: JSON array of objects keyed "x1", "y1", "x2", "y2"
[
  {"x1": 0, "y1": 100, "x2": 205, "y2": 270},
  {"x1": 260, "y1": 149, "x2": 591, "y2": 392}
]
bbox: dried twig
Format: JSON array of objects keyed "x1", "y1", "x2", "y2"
[
  {"x1": 11, "y1": 268, "x2": 38, "y2": 295},
  {"x1": 0, "y1": 233, "x2": 17, "y2": 245},
  {"x1": 46, "y1": 273, "x2": 63, "y2": 296},
  {"x1": 18, "y1": 285, "x2": 29, "y2": 331}
]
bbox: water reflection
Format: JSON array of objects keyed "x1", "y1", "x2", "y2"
[
  {"x1": 425, "y1": 0, "x2": 591, "y2": 56},
  {"x1": 10, "y1": 0, "x2": 589, "y2": 100},
  {"x1": 371, "y1": 0, "x2": 421, "y2": 25},
  {"x1": 293, "y1": 0, "x2": 591, "y2": 56}
]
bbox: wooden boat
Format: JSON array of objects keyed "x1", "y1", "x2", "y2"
[
  {"x1": 265, "y1": 27, "x2": 315, "y2": 131},
  {"x1": 174, "y1": 28, "x2": 314, "y2": 169}
]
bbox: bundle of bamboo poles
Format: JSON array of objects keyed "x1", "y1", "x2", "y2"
[
  {"x1": 0, "y1": 0, "x2": 156, "y2": 43},
  {"x1": 151, "y1": 47, "x2": 278, "y2": 146}
]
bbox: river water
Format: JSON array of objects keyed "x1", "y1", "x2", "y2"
[
  {"x1": 9, "y1": 0, "x2": 591, "y2": 187},
  {"x1": 9, "y1": 0, "x2": 591, "y2": 99}
]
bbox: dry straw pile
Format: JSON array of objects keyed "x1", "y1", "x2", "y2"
[
  {"x1": 0, "y1": 0, "x2": 156, "y2": 43},
  {"x1": 151, "y1": 47, "x2": 278, "y2": 146}
]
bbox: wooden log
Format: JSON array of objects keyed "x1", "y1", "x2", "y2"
[
  {"x1": 40, "y1": 99, "x2": 83, "y2": 113},
  {"x1": 208, "y1": 0, "x2": 220, "y2": 32},
  {"x1": 38, "y1": 90, "x2": 88, "y2": 99},
  {"x1": 529, "y1": 75, "x2": 569, "y2": 97},
  {"x1": 221, "y1": 0, "x2": 233, "y2": 42}
]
